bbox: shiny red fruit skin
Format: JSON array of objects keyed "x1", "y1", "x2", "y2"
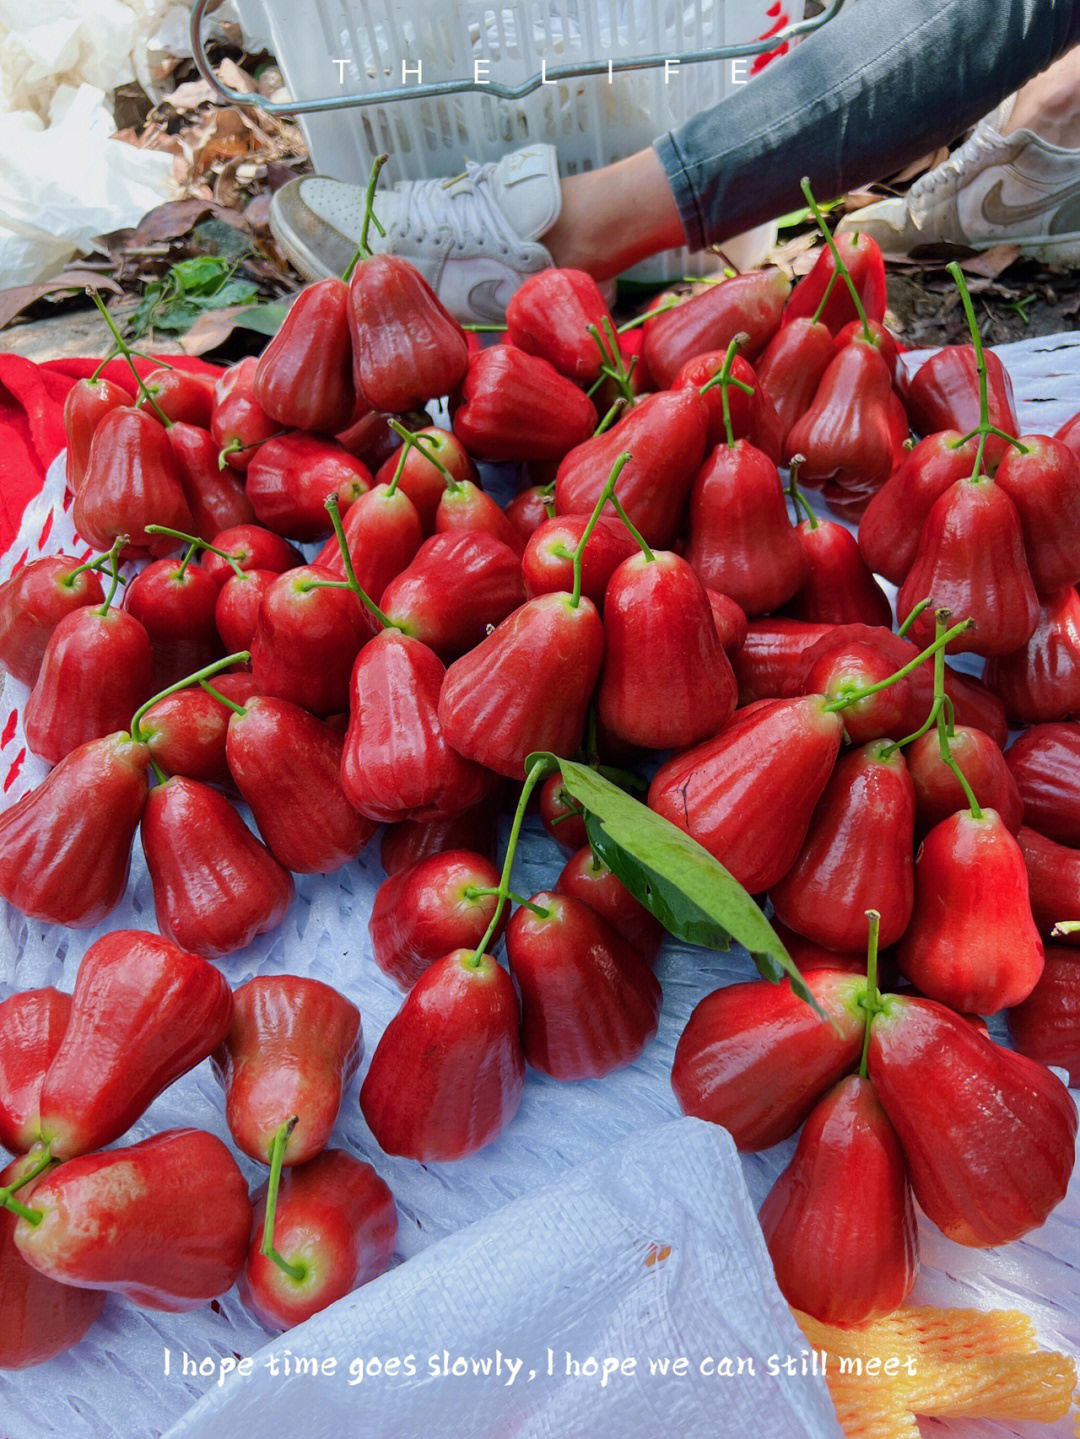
[
  {"x1": 897, "y1": 808, "x2": 1043, "y2": 1014},
  {"x1": 438, "y1": 593, "x2": 605, "y2": 781},
  {"x1": 241, "y1": 1150, "x2": 396, "y2": 1332},
  {"x1": 756, "y1": 317, "x2": 837, "y2": 445},
  {"x1": 673, "y1": 350, "x2": 783, "y2": 459},
  {"x1": 868, "y1": 994, "x2": 1077, "y2": 1247},
  {"x1": 642, "y1": 268, "x2": 790, "y2": 387},
  {"x1": 555, "y1": 846, "x2": 665, "y2": 963},
  {"x1": 0, "y1": 732, "x2": 149, "y2": 927},
  {"x1": 254, "y1": 277, "x2": 356, "y2": 434},
  {"x1": 705, "y1": 589, "x2": 748, "y2": 655},
  {"x1": 785, "y1": 518, "x2": 893, "y2": 628},
  {"x1": 349, "y1": 254, "x2": 469, "y2": 413},
  {"x1": 250, "y1": 564, "x2": 375, "y2": 717},
  {"x1": 315, "y1": 484, "x2": 424, "y2": 596},
  {"x1": 685, "y1": 439, "x2": 808, "y2": 616},
  {"x1": 139, "y1": 368, "x2": 216, "y2": 429},
  {"x1": 905, "y1": 346, "x2": 1019, "y2": 466},
  {"x1": 555, "y1": 389, "x2": 709, "y2": 549},
  {"x1": 63, "y1": 375, "x2": 133, "y2": 493},
  {"x1": 24, "y1": 606, "x2": 153, "y2": 764},
  {"x1": 247, "y1": 433, "x2": 372, "y2": 541},
  {"x1": 166, "y1": 422, "x2": 255, "y2": 541},
  {"x1": 369, "y1": 850, "x2": 504, "y2": 990},
  {"x1": 343, "y1": 631, "x2": 496, "y2": 823},
  {"x1": 123, "y1": 557, "x2": 223, "y2": 691},
  {"x1": 453, "y1": 346, "x2": 599, "y2": 463},
  {"x1": 907, "y1": 725, "x2": 1023, "y2": 837},
  {"x1": 37, "y1": 929, "x2": 233, "y2": 1160},
  {"x1": 858, "y1": 430, "x2": 979, "y2": 584},
  {"x1": 648, "y1": 697, "x2": 844, "y2": 893},
  {"x1": 505, "y1": 268, "x2": 615, "y2": 385},
  {"x1": 1008, "y1": 945, "x2": 1080, "y2": 1085},
  {"x1": 783, "y1": 234, "x2": 887, "y2": 335},
  {"x1": 0, "y1": 557, "x2": 105, "y2": 687},
  {"x1": 226, "y1": 695, "x2": 376, "y2": 872},
  {"x1": 993, "y1": 434, "x2": 1080, "y2": 595},
  {"x1": 215, "y1": 568, "x2": 276, "y2": 653},
  {"x1": 731, "y1": 618, "x2": 834, "y2": 704},
  {"x1": 506, "y1": 891, "x2": 662, "y2": 1079},
  {"x1": 985, "y1": 586, "x2": 1080, "y2": 724},
  {"x1": 360, "y1": 950, "x2": 525, "y2": 1162},
  {"x1": 14, "y1": 1129, "x2": 252, "y2": 1312},
  {"x1": 213, "y1": 975, "x2": 362, "y2": 1165},
  {"x1": 1006, "y1": 722, "x2": 1080, "y2": 844},
  {"x1": 0, "y1": 989, "x2": 72, "y2": 1153},
  {"x1": 671, "y1": 969, "x2": 867, "y2": 1150},
  {"x1": 75, "y1": 406, "x2": 194, "y2": 557},
  {"x1": 796, "y1": 637, "x2": 911, "y2": 747},
  {"x1": 141, "y1": 777, "x2": 294, "y2": 959},
  {"x1": 1017, "y1": 825, "x2": 1080, "y2": 938},
  {"x1": 203, "y1": 525, "x2": 303, "y2": 587},
  {"x1": 381, "y1": 530, "x2": 525, "y2": 658},
  {"x1": 759, "y1": 1075, "x2": 917, "y2": 1325},
  {"x1": 139, "y1": 672, "x2": 260, "y2": 789},
  {"x1": 770, "y1": 743, "x2": 915, "y2": 952},
  {"x1": 539, "y1": 772, "x2": 588, "y2": 853},
  {"x1": 380, "y1": 801, "x2": 500, "y2": 876},
  {"x1": 0, "y1": 1154, "x2": 105, "y2": 1369},
  {"x1": 374, "y1": 427, "x2": 478, "y2": 534},
  {"x1": 598, "y1": 551, "x2": 738, "y2": 750},
  {"x1": 522, "y1": 514, "x2": 638, "y2": 610}
]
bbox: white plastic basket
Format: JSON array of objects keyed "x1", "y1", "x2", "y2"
[{"x1": 228, "y1": 0, "x2": 796, "y2": 277}]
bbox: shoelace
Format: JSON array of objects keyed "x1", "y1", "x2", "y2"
[
  {"x1": 909, "y1": 119, "x2": 1008, "y2": 200},
  {"x1": 394, "y1": 160, "x2": 526, "y2": 254}
]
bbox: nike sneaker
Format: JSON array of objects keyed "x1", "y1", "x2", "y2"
[
  {"x1": 270, "y1": 144, "x2": 561, "y2": 323},
  {"x1": 838, "y1": 99, "x2": 1080, "y2": 263}
]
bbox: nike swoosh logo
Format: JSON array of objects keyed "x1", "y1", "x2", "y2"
[
  {"x1": 467, "y1": 277, "x2": 509, "y2": 323},
  {"x1": 981, "y1": 176, "x2": 1080, "y2": 227}
]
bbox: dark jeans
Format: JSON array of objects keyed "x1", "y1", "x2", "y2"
[{"x1": 654, "y1": 0, "x2": 1080, "y2": 248}]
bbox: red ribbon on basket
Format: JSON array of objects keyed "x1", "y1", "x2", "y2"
[{"x1": 0, "y1": 354, "x2": 222, "y2": 560}]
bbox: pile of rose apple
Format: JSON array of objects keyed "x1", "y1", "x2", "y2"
[{"x1": 0, "y1": 174, "x2": 1078, "y2": 1360}]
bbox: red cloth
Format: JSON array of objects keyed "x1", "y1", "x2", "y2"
[{"x1": 0, "y1": 354, "x2": 222, "y2": 559}]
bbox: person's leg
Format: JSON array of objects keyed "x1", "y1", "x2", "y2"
[
  {"x1": 559, "y1": 0, "x2": 1080, "y2": 266},
  {"x1": 1002, "y1": 44, "x2": 1080, "y2": 145}
]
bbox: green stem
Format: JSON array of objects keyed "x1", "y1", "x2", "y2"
[
  {"x1": 386, "y1": 419, "x2": 455, "y2": 486},
  {"x1": 698, "y1": 334, "x2": 747, "y2": 449},
  {"x1": 461, "y1": 323, "x2": 506, "y2": 332},
  {"x1": 858, "y1": 909, "x2": 881, "y2": 1078},
  {"x1": 786, "y1": 465, "x2": 818, "y2": 528},
  {"x1": 130, "y1": 653, "x2": 250, "y2": 741},
  {"x1": 86, "y1": 289, "x2": 172, "y2": 426},
  {"x1": 464, "y1": 886, "x2": 549, "y2": 917},
  {"x1": 879, "y1": 695, "x2": 943, "y2": 758},
  {"x1": 928, "y1": 607, "x2": 982, "y2": 818},
  {"x1": 896, "y1": 596, "x2": 931, "y2": 639},
  {"x1": 570, "y1": 451, "x2": 634, "y2": 607},
  {"x1": 609, "y1": 492, "x2": 653, "y2": 561},
  {"x1": 822, "y1": 618, "x2": 974, "y2": 713},
  {"x1": 148, "y1": 756, "x2": 169, "y2": 785},
  {"x1": 175, "y1": 540, "x2": 198, "y2": 582},
  {"x1": 616, "y1": 297, "x2": 680, "y2": 333},
  {"x1": 810, "y1": 267, "x2": 841, "y2": 326},
  {"x1": 200, "y1": 680, "x2": 248, "y2": 717},
  {"x1": 0, "y1": 1144, "x2": 53, "y2": 1205},
  {"x1": 261, "y1": 1118, "x2": 306, "y2": 1282},
  {"x1": 145, "y1": 525, "x2": 246, "y2": 579},
  {"x1": 594, "y1": 399, "x2": 625, "y2": 436},
  {"x1": 342, "y1": 154, "x2": 388, "y2": 280},
  {"x1": 323, "y1": 495, "x2": 394, "y2": 630},
  {"x1": 800, "y1": 179, "x2": 871, "y2": 343},
  {"x1": 96, "y1": 535, "x2": 127, "y2": 614},
  {"x1": 0, "y1": 1192, "x2": 42, "y2": 1224},
  {"x1": 468, "y1": 756, "x2": 555, "y2": 965}
]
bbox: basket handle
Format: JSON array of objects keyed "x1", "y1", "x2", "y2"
[{"x1": 190, "y1": 0, "x2": 846, "y2": 116}]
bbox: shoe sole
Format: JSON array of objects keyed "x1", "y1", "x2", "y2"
[{"x1": 268, "y1": 202, "x2": 335, "y2": 283}]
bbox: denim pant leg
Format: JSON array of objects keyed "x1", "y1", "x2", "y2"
[{"x1": 654, "y1": 0, "x2": 1080, "y2": 249}]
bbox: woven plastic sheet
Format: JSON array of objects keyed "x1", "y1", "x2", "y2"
[{"x1": 0, "y1": 334, "x2": 1079, "y2": 1437}]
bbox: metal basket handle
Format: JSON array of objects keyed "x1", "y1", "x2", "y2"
[{"x1": 189, "y1": 0, "x2": 845, "y2": 115}]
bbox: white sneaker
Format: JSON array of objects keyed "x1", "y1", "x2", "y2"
[
  {"x1": 270, "y1": 144, "x2": 562, "y2": 322},
  {"x1": 838, "y1": 99, "x2": 1080, "y2": 263}
]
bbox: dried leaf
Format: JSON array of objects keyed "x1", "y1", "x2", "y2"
[
  {"x1": 0, "y1": 273, "x2": 121, "y2": 332},
  {"x1": 957, "y1": 244, "x2": 1023, "y2": 279},
  {"x1": 180, "y1": 301, "x2": 286, "y2": 354},
  {"x1": 891, "y1": 147, "x2": 949, "y2": 185},
  {"x1": 841, "y1": 189, "x2": 880, "y2": 212}
]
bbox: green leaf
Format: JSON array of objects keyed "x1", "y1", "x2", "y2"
[
  {"x1": 228, "y1": 301, "x2": 288, "y2": 336},
  {"x1": 530, "y1": 753, "x2": 818, "y2": 1009}
]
